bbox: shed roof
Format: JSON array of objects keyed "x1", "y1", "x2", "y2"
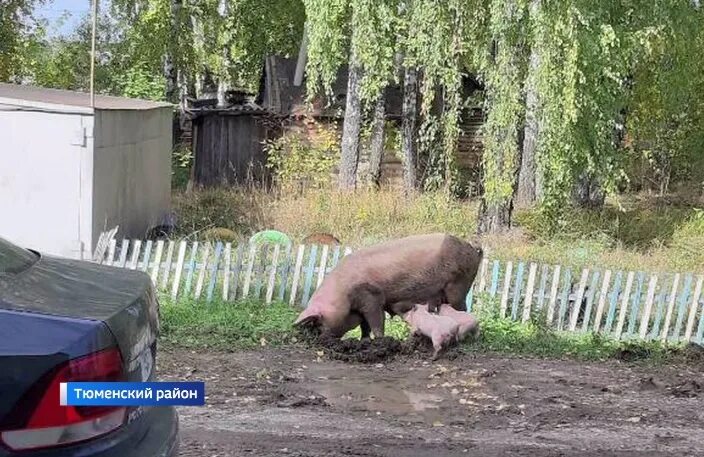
[{"x1": 0, "y1": 83, "x2": 173, "y2": 112}]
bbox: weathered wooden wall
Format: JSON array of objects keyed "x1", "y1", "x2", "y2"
[
  {"x1": 284, "y1": 107, "x2": 485, "y2": 189},
  {"x1": 192, "y1": 112, "x2": 276, "y2": 187}
]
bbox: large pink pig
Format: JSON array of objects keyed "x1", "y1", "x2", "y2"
[
  {"x1": 293, "y1": 233, "x2": 483, "y2": 341},
  {"x1": 403, "y1": 304, "x2": 460, "y2": 360}
]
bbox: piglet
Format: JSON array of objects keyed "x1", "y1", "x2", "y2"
[
  {"x1": 403, "y1": 304, "x2": 460, "y2": 360},
  {"x1": 437, "y1": 304, "x2": 480, "y2": 342}
]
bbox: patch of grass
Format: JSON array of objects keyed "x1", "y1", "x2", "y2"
[
  {"x1": 342, "y1": 315, "x2": 411, "y2": 341},
  {"x1": 158, "y1": 296, "x2": 299, "y2": 349},
  {"x1": 468, "y1": 295, "x2": 681, "y2": 363},
  {"x1": 159, "y1": 295, "x2": 692, "y2": 366}
]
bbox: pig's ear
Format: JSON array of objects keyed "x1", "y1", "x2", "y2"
[{"x1": 293, "y1": 307, "x2": 322, "y2": 327}]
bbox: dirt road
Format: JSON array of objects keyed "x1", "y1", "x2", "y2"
[{"x1": 157, "y1": 343, "x2": 704, "y2": 456}]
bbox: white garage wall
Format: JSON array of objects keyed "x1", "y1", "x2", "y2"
[
  {"x1": 0, "y1": 106, "x2": 93, "y2": 259},
  {"x1": 92, "y1": 107, "x2": 172, "y2": 246}
]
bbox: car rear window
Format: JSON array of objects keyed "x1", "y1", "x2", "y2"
[{"x1": 0, "y1": 237, "x2": 39, "y2": 274}]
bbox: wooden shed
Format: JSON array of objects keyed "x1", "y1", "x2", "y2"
[{"x1": 189, "y1": 102, "x2": 280, "y2": 187}]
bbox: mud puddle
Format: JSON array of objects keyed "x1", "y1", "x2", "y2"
[{"x1": 158, "y1": 346, "x2": 704, "y2": 456}]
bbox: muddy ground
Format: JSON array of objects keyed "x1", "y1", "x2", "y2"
[{"x1": 158, "y1": 339, "x2": 704, "y2": 457}]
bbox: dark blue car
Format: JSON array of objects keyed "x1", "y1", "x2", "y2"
[{"x1": 0, "y1": 236, "x2": 179, "y2": 456}]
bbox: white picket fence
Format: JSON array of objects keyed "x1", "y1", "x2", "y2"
[{"x1": 92, "y1": 235, "x2": 704, "y2": 345}]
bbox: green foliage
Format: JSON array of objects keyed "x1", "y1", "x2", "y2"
[
  {"x1": 264, "y1": 121, "x2": 341, "y2": 191},
  {"x1": 350, "y1": 0, "x2": 399, "y2": 103},
  {"x1": 0, "y1": 0, "x2": 42, "y2": 82},
  {"x1": 480, "y1": 0, "x2": 528, "y2": 208},
  {"x1": 22, "y1": 9, "x2": 141, "y2": 95},
  {"x1": 625, "y1": 2, "x2": 704, "y2": 193},
  {"x1": 171, "y1": 143, "x2": 193, "y2": 190},
  {"x1": 303, "y1": 0, "x2": 350, "y2": 101},
  {"x1": 159, "y1": 296, "x2": 300, "y2": 348},
  {"x1": 407, "y1": 0, "x2": 489, "y2": 195},
  {"x1": 119, "y1": 64, "x2": 166, "y2": 100}
]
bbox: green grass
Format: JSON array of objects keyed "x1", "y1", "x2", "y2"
[
  {"x1": 158, "y1": 294, "x2": 695, "y2": 365},
  {"x1": 159, "y1": 296, "x2": 300, "y2": 349}
]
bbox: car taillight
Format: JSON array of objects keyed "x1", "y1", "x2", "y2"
[{"x1": 0, "y1": 348, "x2": 127, "y2": 451}]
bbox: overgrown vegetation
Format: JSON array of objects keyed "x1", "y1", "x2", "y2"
[
  {"x1": 264, "y1": 119, "x2": 341, "y2": 192},
  {"x1": 158, "y1": 294, "x2": 700, "y2": 365},
  {"x1": 170, "y1": 186, "x2": 704, "y2": 273}
]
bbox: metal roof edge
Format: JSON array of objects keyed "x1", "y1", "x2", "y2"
[{"x1": 0, "y1": 96, "x2": 94, "y2": 115}]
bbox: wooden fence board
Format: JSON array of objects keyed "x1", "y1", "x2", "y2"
[
  {"x1": 254, "y1": 245, "x2": 270, "y2": 300},
  {"x1": 511, "y1": 262, "x2": 525, "y2": 320},
  {"x1": 684, "y1": 276, "x2": 703, "y2": 341},
  {"x1": 537, "y1": 265, "x2": 549, "y2": 311},
  {"x1": 289, "y1": 245, "x2": 306, "y2": 306},
  {"x1": 478, "y1": 259, "x2": 489, "y2": 293},
  {"x1": 170, "y1": 241, "x2": 187, "y2": 300},
  {"x1": 557, "y1": 269, "x2": 572, "y2": 330},
  {"x1": 302, "y1": 245, "x2": 319, "y2": 307},
  {"x1": 183, "y1": 242, "x2": 199, "y2": 298},
  {"x1": 660, "y1": 274, "x2": 680, "y2": 342},
  {"x1": 230, "y1": 244, "x2": 244, "y2": 300},
  {"x1": 194, "y1": 243, "x2": 211, "y2": 300},
  {"x1": 696, "y1": 279, "x2": 704, "y2": 343},
  {"x1": 330, "y1": 245, "x2": 341, "y2": 270},
  {"x1": 672, "y1": 274, "x2": 693, "y2": 341},
  {"x1": 160, "y1": 241, "x2": 175, "y2": 290},
  {"x1": 317, "y1": 245, "x2": 330, "y2": 288},
  {"x1": 522, "y1": 263, "x2": 538, "y2": 322},
  {"x1": 569, "y1": 269, "x2": 590, "y2": 332},
  {"x1": 615, "y1": 271, "x2": 635, "y2": 339},
  {"x1": 500, "y1": 261, "x2": 513, "y2": 318},
  {"x1": 581, "y1": 270, "x2": 601, "y2": 332},
  {"x1": 129, "y1": 240, "x2": 141, "y2": 270},
  {"x1": 650, "y1": 285, "x2": 667, "y2": 340},
  {"x1": 150, "y1": 240, "x2": 164, "y2": 284},
  {"x1": 490, "y1": 260, "x2": 500, "y2": 297},
  {"x1": 604, "y1": 271, "x2": 623, "y2": 334},
  {"x1": 593, "y1": 270, "x2": 612, "y2": 332},
  {"x1": 547, "y1": 265, "x2": 561, "y2": 324},
  {"x1": 106, "y1": 239, "x2": 117, "y2": 266},
  {"x1": 241, "y1": 244, "x2": 257, "y2": 299},
  {"x1": 627, "y1": 272, "x2": 646, "y2": 336},
  {"x1": 118, "y1": 239, "x2": 129, "y2": 267},
  {"x1": 639, "y1": 275, "x2": 659, "y2": 339},
  {"x1": 140, "y1": 240, "x2": 153, "y2": 272},
  {"x1": 266, "y1": 244, "x2": 281, "y2": 304},
  {"x1": 466, "y1": 287, "x2": 474, "y2": 312},
  {"x1": 206, "y1": 242, "x2": 223, "y2": 303},
  {"x1": 278, "y1": 244, "x2": 293, "y2": 303},
  {"x1": 222, "y1": 243, "x2": 232, "y2": 301}
]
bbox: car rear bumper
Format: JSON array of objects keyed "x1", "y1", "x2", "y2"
[{"x1": 4, "y1": 406, "x2": 179, "y2": 457}]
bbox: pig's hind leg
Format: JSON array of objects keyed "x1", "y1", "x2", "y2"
[{"x1": 350, "y1": 285, "x2": 386, "y2": 339}]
